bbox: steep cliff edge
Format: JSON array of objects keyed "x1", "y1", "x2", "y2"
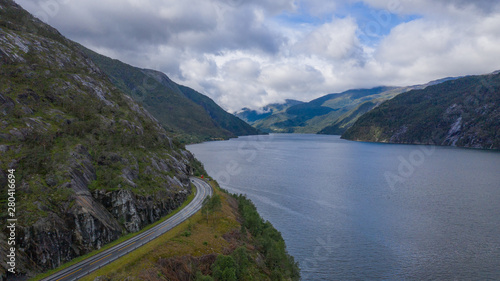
[
  {"x1": 0, "y1": 0, "x2": 198, "y2": 278},
  {"x1": 342, "y1": 72, "x2": 500, "y2": 149}
]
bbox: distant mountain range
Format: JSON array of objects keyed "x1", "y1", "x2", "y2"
[
  {"x1": 237, "y1": 78, "x2": 459, "y2": 134},
  {"x1": 81, "y1": 47, "x2": 259, "y2": 143},
  {"x1": 235, "y1": 99, "x2": 304, "y2": 124},
  {"x1": 343, "y1": 71, "x2": 500, "y2": 149}
]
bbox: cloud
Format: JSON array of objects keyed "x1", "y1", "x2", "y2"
[
  {"x1": 222, "y1": 58, "x2": 261, "y2": 81},
  {"x1": 362, "y1": 0, "x2": 500, "y2": 17},
  {"x1": 260, "y1": 63, "x2": 325, "y2": 94},
  {"x1": 14, "y1": 0, "x2": 500, "y2": 112},
  {"x1": 371, "y1": 12, "x2": 500, "y2": 85},
  {"x1": 293, "y1": 17, "x2": 362, "y2": 61}
]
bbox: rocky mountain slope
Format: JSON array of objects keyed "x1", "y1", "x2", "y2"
[
  {"x1": 81, "y1": 47, "x2": 260, "y2": 143},
  {"x1": 0, "y1": 0, "x2": 202, "y2": 278},
  {"x1": 343, "y1": 71, "x2": 500, "y2": 149}
]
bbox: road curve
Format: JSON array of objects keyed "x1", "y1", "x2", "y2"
[{"x1": 41, "y1": 177, "x2": 212, "y2": 281}]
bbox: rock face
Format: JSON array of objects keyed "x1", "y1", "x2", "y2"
[
  {"x1": 0, "y1": 0, "x2": 197, "y2": 278},
  {"x1": 343, "y1": 72, "x2": 500, "y2": 150}
]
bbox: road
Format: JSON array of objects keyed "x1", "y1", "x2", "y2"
[{"x1": 41, "y1": 177, "x2": 212, "y2": 281}]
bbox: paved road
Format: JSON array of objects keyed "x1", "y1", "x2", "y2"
[{"x1": 41, "y1": 177, "x2": 212, "y2": 281}]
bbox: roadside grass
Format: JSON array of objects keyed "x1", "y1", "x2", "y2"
[
  {"x1": 30, "y1": 184, "x2": 197, "y2": 281},
  {"x1": 80, "y1": 186, "x2": 240, "y2": 280}
]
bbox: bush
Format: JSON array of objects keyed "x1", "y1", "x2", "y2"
[
  {"x1": 234, "y1": 194, "x2": 301, "y2": 280},
  {"x1": 212, "y1": 255, "x2": 237, "y2": 281}
]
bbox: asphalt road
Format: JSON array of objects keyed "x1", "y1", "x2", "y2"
[{"x1": 41, "y1": 177, "x2": 212, "y2": 281}]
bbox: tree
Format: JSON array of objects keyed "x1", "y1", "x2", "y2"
[
  {"x1": 212, "y1": 255, "x2": 237, "y2": 281},
  {"x1": 202, "y1": 194, "x2": 222, "y2": 224}
]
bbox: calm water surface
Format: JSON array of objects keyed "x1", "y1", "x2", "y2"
[{"x1": 187, "y1": 134, "x2": 500, "y2": 280}]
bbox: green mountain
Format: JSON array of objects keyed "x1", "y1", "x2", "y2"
[
  {"x1": 248, "y1": 77, "x2": 462, "y2": 135},
  {"x1": 343, "y1": 72, "x2": 500, "y2": 149},
  {"x1": 252, "y1": 87, "x2": 401, "y2": 133},
  {"x1": 80, "y1": 47, "x2": 259, "y2": 143},
  {"x1": 0, "y1": 1, "x2": 294, "y2": 280},
  {"x1": 0, "y1": 0, "x2": 204, "y2": 277}
]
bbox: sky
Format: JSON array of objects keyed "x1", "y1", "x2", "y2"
[{"x1": 14, "y1": 0, "x2": 500, "y2": 112}]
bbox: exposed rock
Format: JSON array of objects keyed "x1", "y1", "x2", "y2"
[{"x1": 0, "y1": 0, "x2": 196, "y2": 278}]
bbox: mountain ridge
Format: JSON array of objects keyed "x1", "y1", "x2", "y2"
[
  {"x1": 342, "y1": 71, "x2": 500, "y2": 149},
  {"x1": 0, "y1": 1, "x2": 296, "y2": 280},
  {"x1": 0, "y1": 0, "x2": 201, "y2": 278},
  {"x1": 79, "y1": 46, "x2": 260, "y2": 143},
  {"x1": 239, "y1": 77, "x2": 464, "y2": 135}
]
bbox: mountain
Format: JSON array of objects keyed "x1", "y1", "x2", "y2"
[
  {"x1": 248, "y1": 77, "x2": 463, "y2": 135},
  {"x1": 0, "y1": 0, "x2": 201, "y2": 278},
  {"x1": 343, "y1": 72, "x2": 500, "y2": 149},
  {"x1": 80, "y1": 47, "x2": 260, "y2": 143},
  {"x1": 175, "y1": 84, "x2": 260, "y2": 138},
  {"x1": 235, "y1": 99, "x2": 304, "y2": 124},
  {"x1": 0, "y1": 1, "x2": 297, "y2": 280},
  {"x1": 252, "y1": 87, "x2": 401, "y2": 133}
]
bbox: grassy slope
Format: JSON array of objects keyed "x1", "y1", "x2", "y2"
[
  {"x1": 0, "y1": 0, "x2": 188, "y2": 220},
  {"x1": 318, "y1": 100, "x2": 380, "y2": 135},
  {"x1": 0, "y1": 2, "x2": 299, "y2": 279},
  {"x1": 81, "y1": 182, "x2": 300, "y2": 281},
  {"x1": 81, "y1": 47, "x2": 259, "y2": 143},
  {"x1": 80, "y1": 46, "x2": 230, "y2": 143},
  {"x1": 177, "y1": 85, "x2": 260, "y2": 137},
  {"x1": 0, "y1": 0, "x2": 199, "y2": 277}
]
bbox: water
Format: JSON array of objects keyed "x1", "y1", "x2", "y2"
[{"x1": 187, "y1": 134, "x2": 500, "y2": 280}]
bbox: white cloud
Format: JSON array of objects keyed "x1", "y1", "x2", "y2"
[
  {"x1": 222, "y1": 58, "x2": 262, "y2": 81},
  {"x1": 293, "y1": 17, "x2": 361, "y2": 61},
  {"x1": 14, "y1": 0, "x2": 500, "y2": 112}
]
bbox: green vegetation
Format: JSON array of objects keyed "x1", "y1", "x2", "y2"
[
  {"x1": 235, "y1": 99, "x2": 304, "y2": 124},
  {"x1": 318, "y1": 100, "x2": 379, "y2": 135},
  {"x1": 80, "y1": 46, "x2": 259, "y2": 144},
  {"x1": 0, "y1": 0, "x2": 198, "y2": 277},
  {"x1": 343, "y1": 72, "x2": 500, "y2": 149},
  {"x1": 202, "y1": 194, "x2": 222, "y2": 224},
  {"x1": 30, "y1": 184, "x2": 197, "y2": 281},
  {"x1": 250, "y1": 87, "x2": 402, "y2": 134},
  {"x1": 234, "y1": 194, "x2": 301, "y2": 280},
  {"x1": 177, "y1": 85, "x2": 261, "y2": 138},
  {"x1": 246, "y1": 80, "x2": 461, "y2": 135},
  {"x1": 0, "y1": 1, "x2": 300, "y2": 280},
  {"x1": 79, "y1": 184, "x2": 300, "y2": 281}
]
